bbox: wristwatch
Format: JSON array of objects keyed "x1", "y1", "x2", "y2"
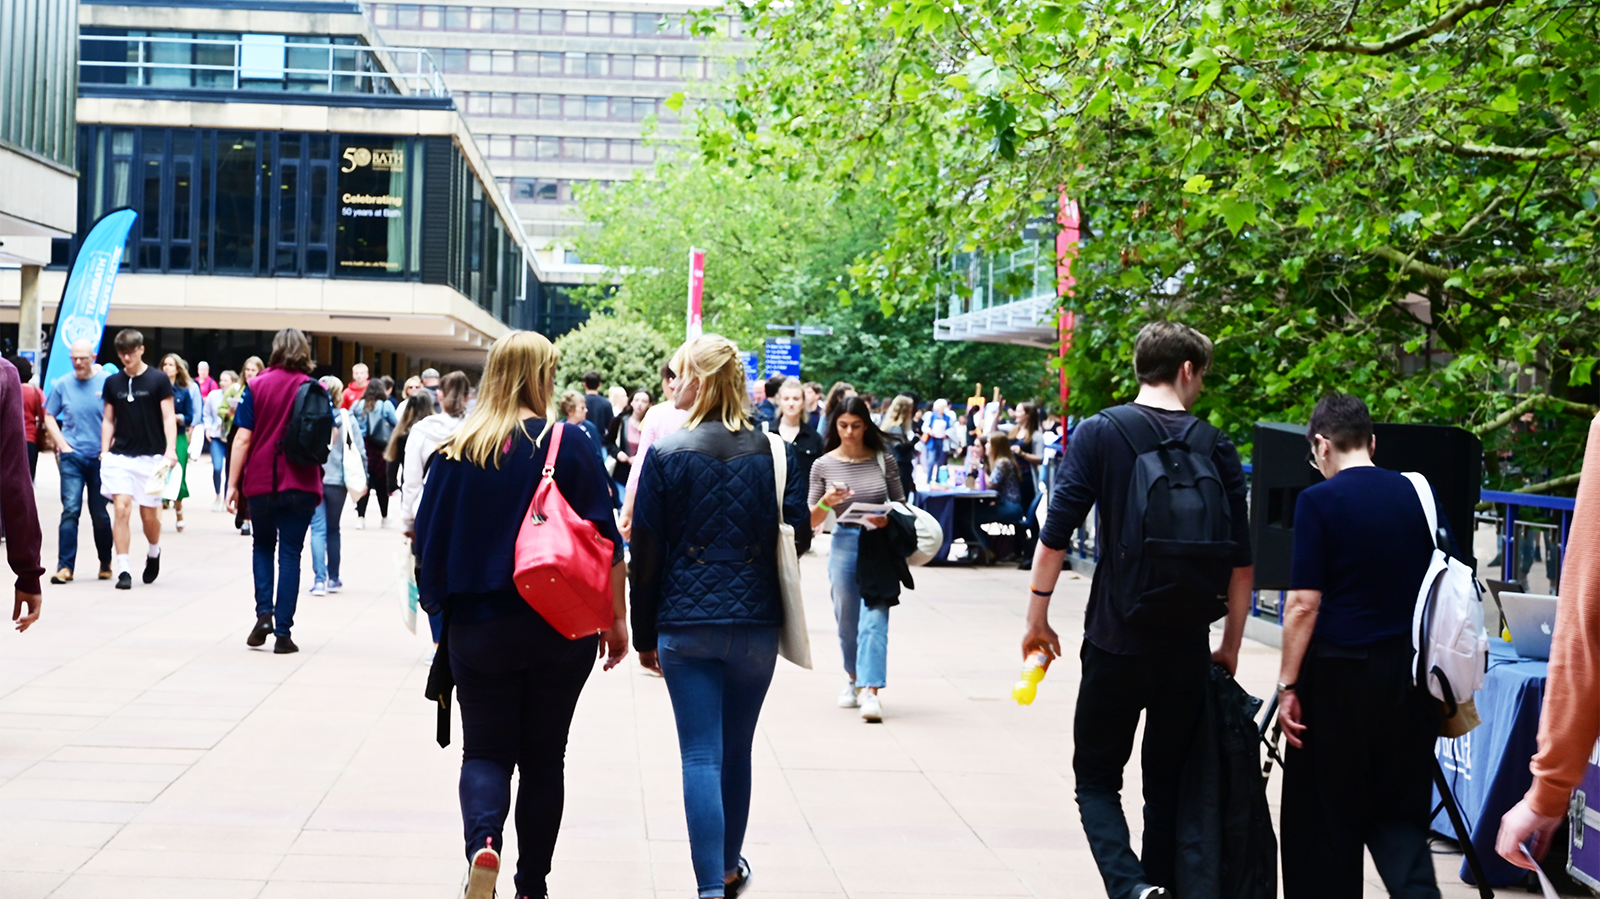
[{"x1": 1276, "y1": 681, "x2": 1297, "y2": 693}]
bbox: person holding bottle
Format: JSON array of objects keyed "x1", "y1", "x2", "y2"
[
  {"x1": 809, "y1": 395, "x2": 906, "y2": 721},
  {"x1": 631, "y1": 333, "x2": 808, "y2": 899}
]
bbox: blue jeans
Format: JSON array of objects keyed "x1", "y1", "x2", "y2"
[
  {"x1": 828, "y1": 526, "x2": 890, "y2": 688},
  {"x1": 249, "y1": 490, "x2": 318, "y2": 637},
  {"x1": 309, "y1": 484, "x2": 348, "y2": 583},
  {"x1": 208, "y1": 436, "x2": 227, "y2": 493},
  {"x1": 57, "y1": 453, "x2": 112, "y2": 573},
  {"x1": 658, "y1": 625, "x2": 780, "y2": 898}
]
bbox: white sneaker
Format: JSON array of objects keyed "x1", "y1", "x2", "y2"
[
  {"x1": 355, "y1": 517, "x2": 365, "y2": 530},
  {"x1": 860, "y1": 692, "x2": 883, "y2": 722},
  {"x1": 211, "y1": 497, "x2": 221, "y2": 512},
  {"x1": 380, "y1": 516, "x2": 390, "y2": 529},
  {"x1": 309, "y1": 580, "x2": 327, "y2": 597},
  {"x1": 837, "y1": 683, "x2": 860, "y2": 708}
]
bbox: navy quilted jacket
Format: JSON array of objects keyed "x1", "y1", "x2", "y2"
[{"x1": 629, "y1": 422, "x2": 809, "y2": 652}]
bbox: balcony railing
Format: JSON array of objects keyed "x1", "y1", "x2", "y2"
[{"x1": 80, "y1": 35, "x2": 450, "y2": 98}]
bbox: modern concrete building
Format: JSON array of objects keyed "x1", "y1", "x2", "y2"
[
  {"x1": 361, "y1": 0, "x2": 738, "y2": 257},
  {"x1": 0, "y1": 0, "x2": 589, "y2": 379},
  {"x1": 0, "y1": 0, "x2": 81, "y2": 368}
]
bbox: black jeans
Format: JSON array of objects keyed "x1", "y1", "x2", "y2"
[
  {"x1": 450, "y1": 601, "x2": 598, "y2": 898},
  {"x1": 356, "y1": 439, "x2": 389, "y2": 518},
  {"x1": 1282, "y1": 638, "x2": 1441, "y2": 899},
  {"x1": 1074, "y1": 640, "x2": 1209, "y2": 899}
]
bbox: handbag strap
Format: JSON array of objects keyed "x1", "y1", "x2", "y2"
[
  {"x1": 766, "y1": 432, "x2": 786, "y2": 512},
  {"x1": 541, "y1": 421, "x2": 565, "y2": 478}
]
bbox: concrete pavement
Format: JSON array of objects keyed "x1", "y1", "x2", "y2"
[{"x1": 2, "y1": 459, "x2": 1495, "y2": 897}]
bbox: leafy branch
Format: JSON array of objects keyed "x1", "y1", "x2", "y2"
[{"x1": 1306, "y1": 0, "x2": 1509, "y2": 55}]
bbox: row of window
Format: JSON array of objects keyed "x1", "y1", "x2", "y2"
[
  {"x1": 497, "y1": 177, "x2": 607, "y2": 205},
  {"x1": 458, "y1": 91, "x2": 676, "y2": 122},
  {"x1": 437, "y1": 48, "x2": 726, "y2": 81},
  {"x1": 483, "y1": 135, "x2": 654, "y2": 164},
  {"x1": 366, "y1": 5, "x2": 745, "y2": 39}
]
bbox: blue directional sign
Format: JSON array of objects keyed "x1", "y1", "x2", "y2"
[
  {"x1": 764, "y1": 338, "x2": 801, "y2": 379},
  {"x1": 739, "y1": 351, "x2": 759, "y2": 384}
]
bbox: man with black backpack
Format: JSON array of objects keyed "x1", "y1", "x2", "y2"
[
  {"x1": 226, "y1": 328, "x2": 333, "y2": 655},
  {"x1": 1021, "y1": 321, "x2": 1254, "y2": 899}
]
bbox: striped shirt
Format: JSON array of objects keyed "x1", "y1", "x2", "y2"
[{"x1": 808, "y1": 451, "x2": 906, "y2": 515}]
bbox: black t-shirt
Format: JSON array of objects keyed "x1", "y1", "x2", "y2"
[
  {"x1": 1040, "y1": 403, "x2": 1253, "y2": 655},
  {"x1": 584, "y1": 393, "x2": 614, "y2": 441},
  {"x1": 102, "y1": 366, "x2": 173, "y2": 457},
  {"x1": 1290, "y1": 466, "x2": 1458, "y2": 647}
]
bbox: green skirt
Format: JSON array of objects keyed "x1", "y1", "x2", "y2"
[{"x1": 175, "y1": 432, "x2": 191, "y2": 502}]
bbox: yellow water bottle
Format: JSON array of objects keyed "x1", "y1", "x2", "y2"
[{"x1": 1012, "y1": 652, "x2": 1051, "y2": 705}]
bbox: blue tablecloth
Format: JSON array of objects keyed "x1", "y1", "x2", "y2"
[
  {"x1": 912, "y1": 489, "x2": 995, "y2": 564},
  {"x1": 1432, "y1": 639, "x2": 1546, "y2": 887}
]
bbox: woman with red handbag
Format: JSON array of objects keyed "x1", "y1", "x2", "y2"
[
  {"x1": 414, "y1": 330, "x2": 629, "y2": 899},
  {"x1": 631, "y1": 334, "x2": 810, "y2": 899}
]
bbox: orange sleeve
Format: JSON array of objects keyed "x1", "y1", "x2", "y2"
[{"x1": 1527, "y1": 414, "x2": 1600, "y2": 818}]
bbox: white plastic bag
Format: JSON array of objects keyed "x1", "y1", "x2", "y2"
[{"x1": 396, "y1": 546, "x2": 419, "y2": 635}]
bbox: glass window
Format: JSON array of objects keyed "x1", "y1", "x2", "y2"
[
  {"x1": 214, "y1": 132, "x2": 256, "y2": 273},
  {"x1": 586, "y1": 55, "x2": 608, "y2": 77},
  {"x1": 492, "y1": 50, "x2": 513, "y2": 74},
  {"x1": 586, "y1": 96, "x2": 607, "y2": 119},
  {"x1": 469, "y1": 7, "x2": 490, "y2": 29},
  {"x1": 491, "y1": 93, "x2": 513, "y2": 116},
  {"x1": 493, "y1": 8, "x2": 513, "y2": 31},
  {"x1": 558, "y1": 180, "x2": 574, "y2": 203},
  {"x1": 634, "y1": 13, "x2": 659, "y2": 35},
  {"x1": 662, "y1": 14, "x2": 684, "y2": 37},
  {"x1": 585, "y1": 139, "x2": 606, "y2": 161},
  {"x1": 464, "y1": 91, "x2": 486, "y2": 114},
  {"x1": 172, "y1": 160, "x2": 193, "y2": 240},
  {"x1": 536, "y1": 137, "x2": 558, "y2": 159},
  {"x1": 540, "y1": 10, "x2": 562, "y2": 32},
  {"x1": 308, "y1": 165, "x2": 329, "y2": 245},
  {"x1": 516, "y1": 94, "x2": 539, "y2": 117},
  {"x1": 488, "y1": 135, "x2": 510, "y2": 157},
  {"x1": 634, "y1": 56, "x2": 655, "y2": 79},
  {"x1": 659, "y1": 56, "x2": 681, "y2": 79},
  {"x1": 395, "y1": 4, "x2": 421, "y2": 28},
  {"x1": 468, "y1": 49, "x2": 489, "y2": 73},
  {"x1": 608, "y1": 140, "x2": 630, "y2": 162},
  {"x1": 276, "y1": 162, "x2": 299, "y2": 272},
  {"x1": 635, "y1": 98, "x2": 657, "y2": 120},
  {"x1": 514, "y1": 136, "x2": 537, "y2": 158},
  {"x1": 539, "y1": 52, "x2": 561, "y2": 75},
  {"x1": 634, "y1": 143, "x2": 654, "y2": 163},
  {"x1": 609, "y1": 97, "x2": 631, "y2": 120},
  {"x1": 588, "y1": 11, "x2": 610, "y2": 33},
  {"x1": 537, "y1": 94, "x2": 560, "y2": 117},
  {"x1": 370, "y1": 4, "x2": 392, "y2": 26},
  {"x1": 612, "y1": 55, "x2": 634, "y2": 79},
  {"x1": 563, "y1": 95, "x2": 583, "y2": 118},
  {"x1": 443, "y1": 48, "x2": 467, "y2": 72},
  {"x1": 445, "y1": 6, "x2": 468, "y2": 29},
  {"x1": 336, "y1": 134, "x2": 408, "y2": 276},
  {"x1": 511, "y1": 179, "x2": 534, "y2": 200},
  {"x1": 563, "y1": 52, "x2": 586, "y2": 76},
  {"x1": 565, "y1": 11, "x2": 586, "y2": 33},
  {"x1": 421, "y1": 6, "x2": 440, "y2": 28},
  {"x1": 560, "y1": 138, "x2": 580, "y2": 160},
  {"x1": 536, "y1": 180, "x2": 557, "y2": 202},
  {"x1": 517, "y1": 10, "x2": 539, "y2": 31}
]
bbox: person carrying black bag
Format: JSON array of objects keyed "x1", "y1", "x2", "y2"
[{"x1": 1020, "y1": 321, "x2": 1255, "y2": 899}]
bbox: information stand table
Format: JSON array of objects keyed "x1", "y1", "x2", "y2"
[{"x1": 911, "y1": 488, "x2": 996, "y2": 564}]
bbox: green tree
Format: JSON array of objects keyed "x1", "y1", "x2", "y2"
[
  {"x1": 552, "y1": 316, "x2": 676, "y2": 396},
  {"x1": 699, "y1": 0, "x2": 1600, "y2": 486}
]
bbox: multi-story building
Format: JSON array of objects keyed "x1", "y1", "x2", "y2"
[
  {"x1": 0, "y1": 0, "x2": 591, "y2": 378},
  {"x1": 0, "y1": 0, "x2": 81, "y2": 366},
  {"x1": 361, "y1": 0, "x2": 741, "y2": 259}
]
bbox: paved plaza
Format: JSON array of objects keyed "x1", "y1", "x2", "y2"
[{"x1": 3, "y1": 463, "x2": 1495, "y2": 897}]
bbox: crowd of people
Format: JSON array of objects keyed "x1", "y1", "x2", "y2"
[{"x1": 7, "y1": 319, "x2": 1600, "y2": 899}]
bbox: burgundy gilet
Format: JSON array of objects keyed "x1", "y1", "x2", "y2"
[{"x1": 239, "y1": 367, "x2": 325, "y2": 499}]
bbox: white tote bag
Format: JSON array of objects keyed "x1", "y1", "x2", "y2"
[
  {"x1": 339, "y1": 409, "x2": 369, "y2": 498},
  {"x1": 767, "y1": 433, "x2": 812, "y2": 669}
]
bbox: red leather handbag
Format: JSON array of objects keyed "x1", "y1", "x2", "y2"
[{"x1": 513, "y1": 423, "x2": 614, "y2": 639}]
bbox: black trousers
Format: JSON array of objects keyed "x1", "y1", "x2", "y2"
[
  {"x1": 1074, "y1": 640, "x2": 1209, "y2": 899},
  {"x1": 1281, "y1": 638, "x2": 1441, "y2": 899},
  {"x1": 450, "y1": 602, "x2": 597, "y2": 898}
]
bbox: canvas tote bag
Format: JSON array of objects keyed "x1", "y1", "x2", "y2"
[{"x1": 767, "y1": 432, "x2": 812, "y2": 668}]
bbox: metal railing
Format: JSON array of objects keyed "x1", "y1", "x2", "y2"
[
  {"x1": 946, "y1": 243, "x2": 1056, "y2": 319},
  {"x1": 80, "y1": 34, "x2": 450, "y2": 98}
]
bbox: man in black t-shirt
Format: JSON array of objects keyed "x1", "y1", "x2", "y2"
[
  {"x1": 1021, "y1": 322, "x2": 1254, "y2": 899},
  {"x1": 581, "y1": 369, "x2": 614, "y2": 439},
  {"x1": 99, "y1": 329, "x2": 176, "y2": 590}
]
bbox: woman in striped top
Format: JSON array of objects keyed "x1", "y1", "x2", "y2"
[{"x1": 808, "y1": 396, "x2": 906, "y2": 722}]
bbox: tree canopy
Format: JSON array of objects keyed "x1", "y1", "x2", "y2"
[{"x1": 691, "y1": 0, "x2": 1600, "y2": 487}]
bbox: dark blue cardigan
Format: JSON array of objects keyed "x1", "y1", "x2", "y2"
[{"x1": 415, "y1": 419, "x2": 623, "y2": 619}]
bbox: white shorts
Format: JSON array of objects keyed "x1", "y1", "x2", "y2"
[{"x1": 100, "y1": 453, "x2": 165, "y2": 507}]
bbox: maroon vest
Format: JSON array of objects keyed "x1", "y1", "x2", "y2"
[{"x1": 239, "y1": 367, "x2": 325, "y2": 499}]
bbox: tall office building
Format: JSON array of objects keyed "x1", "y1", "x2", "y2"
[
  {"x1": 0, "y1": 0, "x2": 80, "y2": 366},
  {"x1": 1, "y1": 0, "x2": 584, "y2": 377},
  {"x1": 361, "y1": 0, "x2": 742, "y2": 259}
]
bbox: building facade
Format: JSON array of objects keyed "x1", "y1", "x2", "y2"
[
  {"x1": 0, "y1": 0, "x2": 585, "y2": 379},
  {"x1": 0, "y1": 0, "x2": 81, "y2": 364},
  {"x1": 362, "y1": 0, "x2": 737, "y2": 254}
]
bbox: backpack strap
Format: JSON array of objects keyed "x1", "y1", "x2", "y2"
[
  {"x1": 1099, "y1": 404, "x2": 1164, "y2": 455},
  {"x1": 1184, "y1": 419, "x2": 1222, "y2": 457},
  {"x1": 1401, "y1": 471, "x2": 1443, "y2": 551}
]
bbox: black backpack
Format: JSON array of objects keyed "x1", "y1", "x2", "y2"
[
  {"x1": 279, "y1": 379, "x2": 335, "y2": 468},
  {"x1": 1101, "y1": 405, "x2": 1236, "y2": 627}
]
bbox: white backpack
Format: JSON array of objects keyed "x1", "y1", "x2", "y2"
[{"x1": 1403, "y1": 472, "x2": 1489, "y2": 711}]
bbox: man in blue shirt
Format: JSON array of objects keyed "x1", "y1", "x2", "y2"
[{"x1": 42, "y1": 339, "x2": 113, "y2": 583}]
